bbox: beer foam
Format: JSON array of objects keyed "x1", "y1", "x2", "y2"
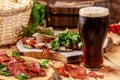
[{"x1": 79, "y1": 7, "x2": 109, "y2": 17}]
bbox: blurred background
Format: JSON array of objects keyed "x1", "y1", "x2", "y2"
[{"x1": 38, "y1": 0, "x2": 120, "y2": 29}]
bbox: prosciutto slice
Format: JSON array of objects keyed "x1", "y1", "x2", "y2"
[
  {"x1": 0, "y1": 52, "x2": 46, "y2": 78},
  {"x1": 57, "y1": 64, "x2": 104, "y2": 79}
]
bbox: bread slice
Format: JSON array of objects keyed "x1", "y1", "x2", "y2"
[{"x1": 0, "y1": 56, "x2": 61, "y2": 80}]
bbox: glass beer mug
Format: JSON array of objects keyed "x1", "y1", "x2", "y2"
[{"x1": 79, "y1": 7, "x2": 109, "y2": 69}]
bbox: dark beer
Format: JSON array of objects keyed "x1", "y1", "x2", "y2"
[{"x1": 79, "y1": 7, "x2": 109, "y2": 69}]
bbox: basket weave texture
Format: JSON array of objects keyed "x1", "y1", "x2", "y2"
[{"x1": 0, "y1": 0, "x2": 33, "y2": 46}]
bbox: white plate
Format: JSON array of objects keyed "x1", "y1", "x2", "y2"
[{"x1": 16, "y1": 38, "x2": 108, "y2": 57}]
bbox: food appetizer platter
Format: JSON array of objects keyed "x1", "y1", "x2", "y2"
[
  {"x1": 1, "y1": 0, "x2": 120, "y2": 80},
  {"x1": 0, "y1": 51, "x2": 104, "y2": 80},
  {"x1": 16, "y1": 27, "x2": 109, "y2": 63},
  {"x1": 0, "y1": 51, "x2": 61, "y2": 80},
  {"x1": 17, "y1": 28, "x2": 83, "y2": 63}
]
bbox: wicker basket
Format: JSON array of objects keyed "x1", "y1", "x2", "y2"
[{"x1": 0, "y1": 0, "x2": 33, "y2": 46}]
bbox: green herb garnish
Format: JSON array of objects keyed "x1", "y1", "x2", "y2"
[
  {"x1": 78, "y1": 42, "x2": 83, "y2": 48},
  {"x1": 22, "y1": 26, "x2": 37, "y2": 37},
  {"x1": 0, "y1": 64, "x2": 7, "y2": 71},
  {"x1": 0, "y1": 71, "x2": 11, "y2": 76},
  {"x1": 50, "y1": 29, "x2": 82, "y2": 51},
  {"x1": 0, "y1": 64, "x2": 11, "y2": 76},
  {"x1": 32, "y1": 0, "x2": 46, "y2": 28},
  {"x1": 22, "y1": 0, "x2": 46, "y2": 37},
  {"x1": 17, "y1": 73, "x2": 31, "y2": 80},
  {"x1": 50, "y1": 41, "x2": 60, "y2": 51},
  {"x1": 11, "y1": 51, "x2": 20, "y2": 58},
  {"x1": 39, "y1": 59, "x2": 49, "y2": 68},
  {"x1": 38, "y1": 28, "x2": 54, "y2": 36}
]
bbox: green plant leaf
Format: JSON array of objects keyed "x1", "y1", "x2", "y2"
[
  {"x1": 11, "y1": 51, "x2": 20, "y2": 58},
  {"x1": 39, "y1": 59, "x2": 49, "y2": 68},
  {"x1": 17, "y1": 73, "x2": 31, "y2": 80}
]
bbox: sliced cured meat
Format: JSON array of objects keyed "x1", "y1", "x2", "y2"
[
  {"x1": 0, "y1": 53, "x2": 47, "y2": 78},
  {"x1": 28, "y1": 62, "x2": 40, "y2": 73},
  {"x1": 64, "y1": 64, "x2": 73, "y2": 73},
  {"x1": 65, "y1": 64, "x2": 87, "y2": 79},
  {"x1": 39, "y1": 69, "x2": 47, "y2": 77},
  {"x1": 87, "y1": 71, "x2": 98, "y2": 79},
  {"x1": 87, "y1": 71, "x2": 104, "y2": 79},
  {"x1": 0, "y1": 54, "x2": 10, "y2": 62},
  {"x1": 0, "y1": 51, "x2": 8, "y2": 55},
  {"x1": 6, "y1": 57, "x2": 27, "y2": 77},
  {"x1": 57, "y1": 64, "x2": 104, "y2": 80},
  {"x1": 42, "y1": 47, "x2": 50, "y2": 55},
  {"x1": 56, "y1": 67, "x2": 69, "y2": 77},
  {"x1": 0, "y1": 51, "x2": 60, "y2": 80},
  {"x1": 22, "y1": 37, "x2": 36, "y2": 47}
]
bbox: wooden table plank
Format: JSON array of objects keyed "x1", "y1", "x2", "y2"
[
  {"x1": 104, "y1": 45, "x2": 120, "y2": 69},
  {"x1": 97, "y1": 58, "x2": 120, "y2": 80},
  {"x1": 1, "y1": 48, "x2": 120, "y2": 80}
]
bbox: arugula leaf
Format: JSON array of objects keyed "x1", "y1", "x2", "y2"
[
  {"x1": 71, "y1": 33, "x2": 80, "y2": 44},
  {"x1": 78, "y1": 42, "x2": 83, "y2": 48},
  {"x1": 32, "y1": 2, "x2": 41, "y2": 28},
  {"x1": 22, "y1": 26, "x2": 37, "y2": 37},
  {"x1": 0, "y1": 64, "x2": 11, "y2": 76},
  {"x1": 50, "y1": 29, "x2": 82, "y2": 51},
  {"x1": 32, "y1": 0, "x2": 46, "y2": 28},
  {"x1": 22, "y1": 1, "x2": 46, "y2": 37},
  {"x1": 0, "y1": 71, "x2": 11, "y2": 76},
  {"x1": 17, "y1": 73, "x2": 31, "y2": 80},
  {"x1": 11, "y1": 51, "x2": 20, "y2": 58},
  {"x1": 39, "y1": 59, "x2": 49, "y2": 68},
  {"x1": 37, "y1": 28, "x2": 54, "y2": 36},
  {"x1": 0, "y1": 64, "x2": 7, "y2": 71},
  {"x1": 50, "y1": 41, "x2": 60, "y2": 51},
  {"x1": 65, "y1": 39, "x2": 72, "y2": 48}
]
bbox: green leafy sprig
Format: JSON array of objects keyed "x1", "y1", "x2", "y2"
[
  {"x1": 50, "y1": 29, "x2": 82, "y2": 51},
  {"x1": 0, "y1": 64, "x2": 11, "y2": 76},
  {"x1": 32, "y1": 0, "x2": 46, "y2": 28},
  {"x1": 11, "y1": 51, "x2": 20, "y2": 58},
  {"x1": 39, "y1": 59, "x2": 49, "y2": 68},
  {"x1": 17, "y1": 73, "x2": 31, "y2": 80},
  {"x1": 22, "y1": 0, "x2": 46, "y2": 37}
]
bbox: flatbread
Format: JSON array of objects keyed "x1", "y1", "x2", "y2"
[{"x1": 0, "y1": 56, "x2": 61, "y2": 80}]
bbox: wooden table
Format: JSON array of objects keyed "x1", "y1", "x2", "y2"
[
  {"x1": 92, "y1": 32, "x2": 120, "y2": 80},
  {"x1": 101, "y1": 45, "x2": 120, "y2": 80},
  {"x1": 0, "y1": 31, "x2": 120, "y2": 80}
]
